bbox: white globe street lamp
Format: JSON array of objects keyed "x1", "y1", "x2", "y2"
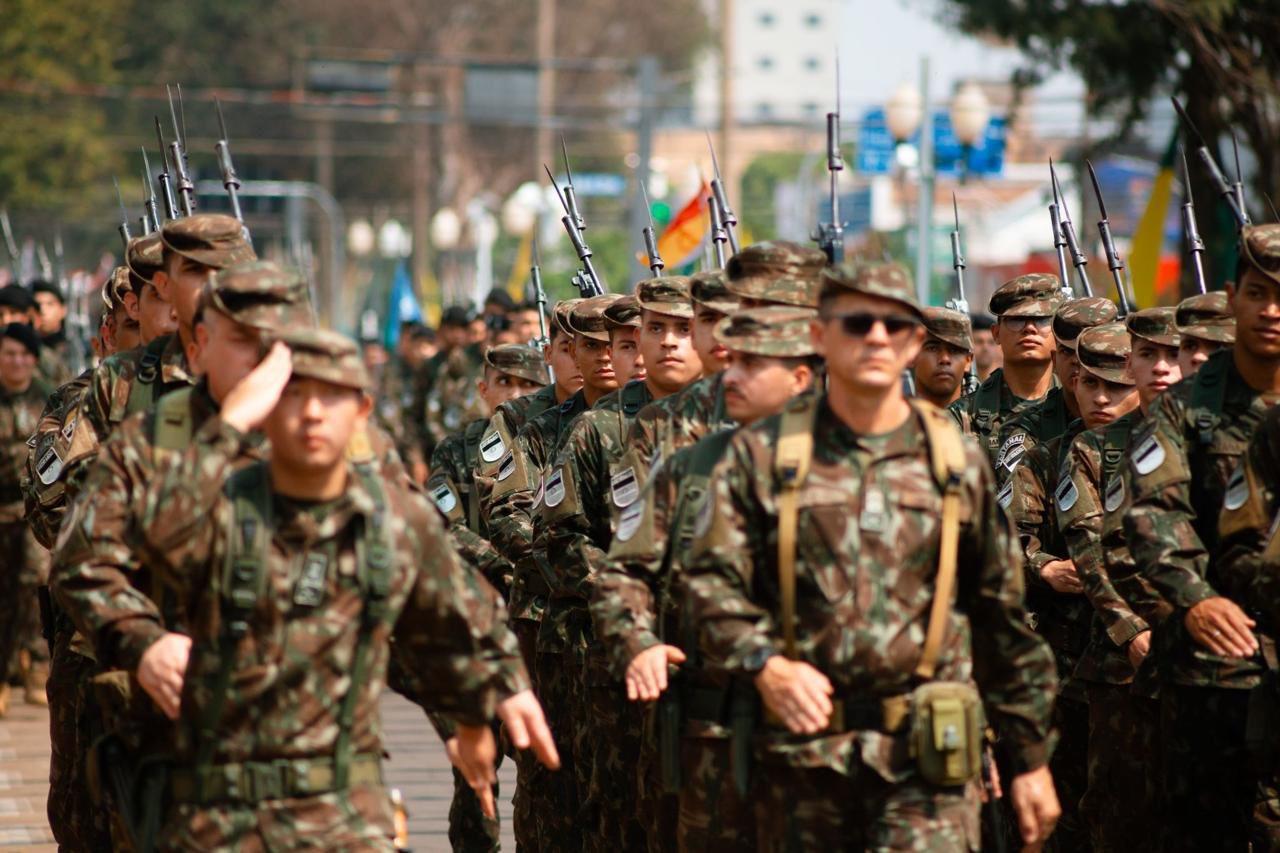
[
  {"x1": 949, "y1": 81, "x2": 991, "y2": 183},
  {"x1": 430, "y1": 208, "x2": 461, "y2": 251},
  {"x1": 886, "y1": 82, "x2": 923, "y2": 143}
]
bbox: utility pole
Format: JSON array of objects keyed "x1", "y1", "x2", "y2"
[
  {"x1": 536, "y1": 0, "x2": 556, "y2": 180},
  {"x1": 630, "y1": 56, "x2": 658, "y2": 283},
  {"x1": 915, "y1": 56, "x2": 934, "y2": 306},
  {"x1": 412, "y1": 61, "x2": 433, "y2": 296},
  {"x1": 719, "y1": 0, "x2": 735, "y2": 210}
]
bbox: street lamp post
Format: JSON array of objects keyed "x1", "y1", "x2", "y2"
[
  {"x1": 949, "y1": 82, "x2": 991, "y2": 185},
  {"x1": 886, "y1": 59, "x2": 933, "y2": 306}
]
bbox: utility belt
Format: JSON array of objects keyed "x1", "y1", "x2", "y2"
[
  {"x1": 169, "y1": 752, "x2": 383, "y2": 805},
  {"x1": 763, "y1": 692, "x2": 912, "y2": 734}
]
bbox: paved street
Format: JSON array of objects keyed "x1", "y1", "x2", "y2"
[{"x1": 0, "y1": 692, "x2": 516, "y2": 852}]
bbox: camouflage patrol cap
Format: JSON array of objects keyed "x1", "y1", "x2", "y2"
[
  {"x1": 553, "y1": 298, "x2": 584, "y2": 338},
  {"x1": 819, "y1": 260, "x2": 923, "y2": 319},
  {"x1": 126, "y1": 234, "x2": 164, "y2": 287},
  {"x1": 1076, "y1": 322, "x2": 1134, "y2": 385},
  {"x1": 724, "y1": 241, "x2": 827, "y2": 308},
  {"x1": 714, "y1": 306, "x2": 817, "y2": 357},
  {"x1": 199, "y1": 261, "x2": 314, "y2": 333},
  {"x1": 484, "y1": 343, "x2": 549, "y2": 385},
  {"x1": 922, "y1": 306, "x2": 973, "y2": 352},
  {"x1": 1176, "y1": 291, "x2": 1235, "y2": 344},
  {"x1": 988, "y1": 273, "x2": 1064, "y2": 318},
  {"x1": 568, "y1": 294, "x2": 622, "y2": 342},
  {"x1": 636, "y1": 275, "x2": 695, "y2": 319},
  {"x1": 690, "y1": 269, "x2": 739, "y2": 314},
  {"x1": 104, "y1": 267, "x2": 131, "y2": 311},
  {"x1": 1053, "y1": 296, "x2": 1117, "y2": 350},
  {"x1": 160, "y1": 214, "x2": 256, "y2": 270},
  {"x1": 277, "y1": 327, "x2": 370, "y2": 391},
  {"x1": 1125, "y1": 306, "x2": 1180, "y2": 348},
  {"x1": 1238, "y1": 224, "x2": 1280, "y2": 286},
  {"x1": 603, "y1": 294, "x2": 642, "y2": 330}
]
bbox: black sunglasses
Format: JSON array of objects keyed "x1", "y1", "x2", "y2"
[{"x1": 824, "y1": 312, "x2": 921, "y2": 337}]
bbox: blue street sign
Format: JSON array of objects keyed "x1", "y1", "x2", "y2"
[
  {"x1": 572, "y1": 173, "x2": 627, "y2": 198},
  {"x1": 857, "y1": 108, "x2": 1006, "y2": 177}
]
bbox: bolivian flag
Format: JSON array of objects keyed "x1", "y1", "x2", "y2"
[
  {"x1": 1129, "y1": 133, "x2": 1180, "y2": 307},
  {"x1": 652, "y1": 184, "x2": 711, "y2": 269}
]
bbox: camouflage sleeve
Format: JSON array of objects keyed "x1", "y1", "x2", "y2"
[
  {"x1": 50, "y1": 423, "x2": 168, "y2": 671},
  {"x1": 1005, "y1": 452, "x2": 1058, "y2": 587},
  {"x1": 1059, "y1": 435, "x2": 1147, "y2": 646},
  {"x1": 1216, "y1": 414, "x2": 1280, "y2": 623},
  {"x1": 448, "y1": 524, "x2": 514, "y2": 596},
  {"x1": 947, "y1": 396, "x2": 974, "y2": 435},
  {"x1": 1123, "y1": 400, "x2": 1217, "y2": 610},
  {"x1": 540, "y1": 415, "x2": 613, "y2": 602},
  {"x1": 958, "y1": 443, "x2": 1058, "y2": 775},
  {"x1": 481, "y1": 425, "x2": 545, "y2": 564},
  {"x1": 23, "y1": 376, "x2": 90, "y2": 548}
]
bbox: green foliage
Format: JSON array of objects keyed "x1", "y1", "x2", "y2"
[{"x1": 740, "y1": 152, "x2": 807, "y2": 239}]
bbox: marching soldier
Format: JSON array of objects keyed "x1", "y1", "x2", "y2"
[
  {"x1": 1175, "y1": 290, "x2": 1236, "y2": 377},
  {"x1": 685, "y1": 260, "x2": 1060, "y2": 849},
  {"x1": 32, "y1": 280, "x2": 74, "y2": 384},
  {"x1": 911, "y1": 307, "x2": 973, "y2": 408},
  {"x1": 1123, "y1": 224, "x2": 1280, "y2": 851},
  {"x1": 419, "y1": 306, "x2": 487, "y2": 467}
]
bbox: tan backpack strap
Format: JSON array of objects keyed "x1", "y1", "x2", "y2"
[
  {"x1": 774, "y1": 399, "x2": 817, "y2": 659},
  {"x1": 910, "y1": 400, "x2": 968, "y2": 680}
]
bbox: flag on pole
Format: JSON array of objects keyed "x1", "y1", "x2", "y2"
[
  {"x1": 654, "y1": 184, "x2": 711, "y2": 270},
  {"x1": 1130, "y1": 132, "x2": 1180, "y2": 308},
  {"x1": 505, "y1": 230, "x2": 533, "y2": 300},
  {"x1": 384, "y1": 260, "x2": 424, "y2": 348}
]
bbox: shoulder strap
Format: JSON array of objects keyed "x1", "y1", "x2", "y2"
[
  {"x1": 1101, "y1": 417, "x2": 1132, "y2": 486},
  {"x1": 908, "y1": 399, "x2": 967, "y2": 681},
  {"x1": 1190, "y1": 353, "x2": 1229, "y2": 445},
  {"x1": 152, "y1": 387, "x2": 196, "y2": 451},
  {"x1": 973, "y1": 372, "x2": 1002, "y2": 429},
  {"x1": 773, "y1": 398, "x2": 817, "y2": 659}
]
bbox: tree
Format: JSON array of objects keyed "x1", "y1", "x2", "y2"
[{"x1": 933, "y1": 0, "x2": 1280, "y2": 290}]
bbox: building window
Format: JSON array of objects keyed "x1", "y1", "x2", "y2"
[
  {"x1": 757, "y1": 102, "x2": 774, "y2": 119},
  {"x1": 803, "y1": 12, "x2": 822, "y2": 28},
  {"x1": 803, "y1": 102, "x2": 819, "y2": 116},
  {"x1": 804, "y1": 56, "x2": 822, "y2": 72},
  {"x1": 759, "y1": 12, "x2": 776, "y2": 26},
  {"x1": 758, "y1": 55, "x2": 774, "y2": 70}
]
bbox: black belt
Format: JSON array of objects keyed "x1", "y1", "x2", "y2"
[{"x1": 765, "y1": 693, "x2": 911, "y2": 735}]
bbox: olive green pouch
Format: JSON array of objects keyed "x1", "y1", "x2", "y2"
[{"x1": 909, "y1": 681, "x2": 984, "y2": 787}]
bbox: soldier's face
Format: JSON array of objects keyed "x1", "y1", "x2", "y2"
[
  {"x1": 640, "y1": 310, "x2": 702, "y2": 394},
  {"x1": 1228, "y1": 269, "x2": 1280, "y2": 359},
  {"x1": 34, "y1": 292, "x2": 65, "y2": 333},
  {"x1": 440, "y1": 324, "x2": 470, "y2": 350},
  {"x1": 692, "y1": 305, "x2": 730, "y2": 376},
  {"x1": 723, "y1": 351, "x2": 812, "y2": 425},
  {"x1": 1052, "y1": 345, "x2": 1080, "y2": 391},
  {"x1": 478, "y1": 368, "x2": 543, "y2": 413},
  {"x1": 972, "y1": 328, "x2": 1001, "y2": 373},
  {"x1": 814, "y1": 292, "x2": 923, "y2": 393},
  {"x1": 609, "y1": 327, "x2": 646, "y2": 383},
  {"x1": 546, "y1": 332, "x2": 583, "y2": 395},
  {"x1": 265, "y1": 377, "x2": 371, "y2": 477},
  {"x1": 1177, "y1": 335, "x2": 1224, "y2": 377},
  {"x1": 912, "y1": 338, "x2": 970, "y2": 406},
  {"x1": 0, "y1": 307, "x2": 28, "y2": 325},
  {"x1": 196, "y1": 309, "x2": 266, "y2": 404},
  {"x1": 160, "y1": 255, "x2": 216, "y2": 337},
  {"x1": 1075, "y1": 372, "x2": 1138, "y2": 430},
  {"x1": 112, "y1": 304, "x2": 141, "y2": 352},
  {"x1": 510, "y1": 309, "x2": 542, "y2": 343},
  {"x1": 0, "y1": 338, "x2": 35, "y2": 391},
  {"x1": 137, "y1": 283, "x2": 178, "y2": 344},
  {"x1": 570, "y1": 335, "x2": 617, "y2": 395},
  {"x1": 994, "y1": 315, "x2": 1055, "y2": 365},
  {"x1": 1128, "y1": 339, "x2": 1181, "y2": 410}
]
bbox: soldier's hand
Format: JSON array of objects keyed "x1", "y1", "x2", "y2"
[
  {"x1": 1126, "y1": 630, "x2": 1152, "y2": 669},
  {"x1": 1185, "y1": 597, "x2": 1258, "y2": 658},
  {"x1": 754, "y1": 655, "x2": 833, "y2": 735},
  {"x1": 1010, "y1": 764, "x2": 1060, "y2": 851},
  {"x1": 454, "y1": 723, "x2": 498, "y2": 819},
  {"x1": 1039, "y1": 559, "x2": 1083, "y2": 594},
  {"x1": 626, "y1": 644, "x2": 686, "y2": 702},
  {"x1": 221, "y1": 342, "x2": 293, "y2": 433},
  {"x1": 497, "y1": 689, "x2": 560, "y2": 770},
  {"x1": 137, "y1": 632, "x2": 192, "y2": 721}
]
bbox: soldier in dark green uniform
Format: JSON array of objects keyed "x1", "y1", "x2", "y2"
[
  {"x1": 1175, "y1": 290, "x2": 1235, "y2": 378},
  {"x1": 1123, "y1": 223, "x2": 1280, "y2": 851},
  {"x1": 912, "y1": 307, "x2": 973, "y2": 408},
  {"x1": 33, "y1": 280, "x2": 75, "y2": 383}
]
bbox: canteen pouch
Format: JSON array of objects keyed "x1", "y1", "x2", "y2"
[{"x1": 909, "y1": 681, "x2": 984, "y2": 787}]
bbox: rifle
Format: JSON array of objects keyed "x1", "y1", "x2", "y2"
[
  {"x1": 640, "y1": 179, "x2": 665, "y2": 277},
  {"x1": 154, "y1": 117, "x2": 179, "y2": 221},
  {"x1": 56, "y1": 229, "x2": 87, "y2": 376},
  {"x1": 1049, "y1": 203, "x2": 1072, "y2": 299},
  {"x1": 141, "y1": 147, "x2": 160, "y2": 233},
  {"x1": 708, "y1": 191, "x2": 728, "y2": 269},
  {"x1": 813, "y1": 59, "x2": 844, "y2": 263},
  {"x1": 1178, "y1": 146, "x2": 1208, "y2": 294},
  {"x1": 561, "y1": 138, "x2": 586, "y2": 235},
  {"x1": 214, "y1": 97, "x2": 247, "y2": 227},
  {"x1": 544, "y1": 164, "x2": 606, "y2": 297},
  {"x1": 1231, "y1": 131, "x2": 1248, "y2": 225},
  {"x1": 113, "y1": 177, "x2": 133, "y2": 251},
  {"x1": 948, "y1": 195, "x2": 979, "y2": 396},
  {"x1": 1049, "y1": 159, "x2": 1092, "y2": 296},
  {"x1": 0, "y1": 209, "x2": 19, "y2": 280},
  {"x1": 1171, "y1": 97, "x2": 1251, "y2": 227},
  {"x1": 1086, "y1": 160, "x2": 1132, "y2": 317},
  {"x1": 167, "y1": 85, "x2": 196, "y2": 216},
  {"x1": 706, "y1": 133, "x2": 740, "y2": 256},
  {"x1": 529, "y1": 234, "x2": 554, "y2": 384}
]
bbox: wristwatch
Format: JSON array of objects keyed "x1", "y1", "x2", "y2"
[{"x1": 741, "y1": 646, "x2": 777, "y2": 675}]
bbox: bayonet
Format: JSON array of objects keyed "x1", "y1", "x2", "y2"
[
  {"x1": 1178, "y1": 145, "x2": 1207, "y2": 294},
  {"x1": 560, "y1": 137, "x2": 585, "y2": 234},
  {"x1": 1171, "y1": 97, "x2": 1250, "y2": 226},
  {"x1": 545, "y1": 164, "x2": 605, "y2": 296},
  {"x1": 1231, "y1": 131, "x2": 1247, "y2": 224},
  {"x1": 639, "y1": 179, "x2": 664, "y2": 276},
  {"x1": 812, "y1": 54, "x2": 845, "y2": 263},
  {"x1": 529, "y1": 234, "x2": 553, "y2": 381},
  {"x1": 1087, "y1": 159, "x2": 1131, "y2": 316},
  {"x1": 1049, "y1": 203, "x2": 1072, "y2": 298},
  {"x1": 0, "y1": 210, "x2": 19, "y2": 279},
  {"x1": 214, "y1": 97, "x2": 247, "y2": 225},
  {"x1": 708, "y1": 190, "x2": 728, "y2": 268},
  {"x1": 154, "y1": 117, "x2": 179, "y2": 220},
  {"x1": 948, "y1": 194, "x2": 969, "y2": 315},
  {"x1": 36, "y1": 243, "x2": 52, "y2": 282},
  {"x1": 114, "y1": 177, "x2": 133, "y2": 250},
  {"x1": 1050, "y1": 158, "x2": 1092, "y2": 296},
  {"x1": 706, "y1": 132, "x2": 740, "y2": 255},
  {"x1": 167, "y1": 85, "x2": 196, "y2": 215}
]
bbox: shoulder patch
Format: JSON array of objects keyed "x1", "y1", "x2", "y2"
[
  {"x1": 544, "y1": 467, "x2": 566, "y2": 508},
  {"x1": 496, "y1": 450, "x2": 517, "y2": 482},
  {"x1": 1055, "y1": 476, "x2": 1079, "y2": 513},
  {"x1": 610, "y1": 465, "x2": 639, "y2": 508},
  {"x1": 1104, "y1": 475, "x2": 1125, "y2": 513},
  {"x1": 996, "y1": 431, "x2": 1028, "y2": 472},
  {"x1": 36, "y1": 446, "x2": 63, "y2": 485},
  {"x1": 1223, "y1": 464, "x2": 1249, "y2": 512},
  {"x1": 431, "y1": 481, "x2": 459, "y2": 515},
  {"x1": 559, "y1": 398, "x2": 575, "y2": 413},
  {"x1": 61, "y1": 414, "x2": 77, "y2": 442},
  {"x1": 479, "y1": 429, "x2": 506, "y2": 463},
  {"x1": 1131, "y1": 434, "x2": 1166, "y2": 476},
  {"x1": 692, "y1": 491, "x2": 715, "y2": 540},
  {"x1": 997, "y1": 480, "x2": 1013, "y2": 510},
  {"x1": 615, "y1": 501, "x2": 644, "y2": 543}
]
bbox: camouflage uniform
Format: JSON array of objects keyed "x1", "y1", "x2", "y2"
[
  {"x1": 421, "y1": 342, "x2": 487, "y2": 462},
  {"x1": 593, "y1": 307, "x2": 816, "y2": 852},
  {"x1": 1176, "y1": 290, "x2": 1236, "y2": 347},
  {"x1": 1122, "y1": 227, "x2": 1279, "y2": 851},
  {"x1": 53, "y1": 328, "x2": 529, "y2": 850},
  {"x1": 1057, "y1": 321, "x2": 1160, "y2": 851},
  {"x1": 374, "y1": 354, "x2": 425, "y2": 475},
  {"x1": 950, "y1": 274, "x2": 1064, "y2": 465}
]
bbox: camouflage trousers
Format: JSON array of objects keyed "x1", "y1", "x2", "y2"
[
  {"x1": 449, "y1": 720, "x2": 503, "y2": 852},
  {"x1": 510, "y1": 619, "x2": 540, "y2": 850},
  {"x1": 158, "y1": 782, "x2": 397, "y2": 851},
  {"x1": 0, "y1": 522, "x2": 49, "y2": 681},
  {"x1": 1079, "y1": 684, "x2": 1159, "y2": 852},
  {"x1": 1159, "y1": 683, "x2": 1254, "y2": 852},
  {"x1": 1044, "y1": 693, "x2": 1089, "y2": 853},
  {"x1": 529, "y1": 647, "x2": 582, "y2": 851},
  {"x1": 46, "y1": 615, "x2": 113, "y2": 851},
  {"x1": 751, "y1": 761, "x2": 979, "y2": 852},
  {"x1": 676, "y1": 734, "x2": 753, "y2": 852}
]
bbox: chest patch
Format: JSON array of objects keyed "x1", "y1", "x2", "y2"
[
  {"x1": 860, "y1": 488, "x2": 888, "y2": 533},
  {"x1": 997, "y1": 480, "x2": 1013, "y2": 510},
  {"x1": 544, "y1": 467, "x2": 566, "y2": 508},
  {"x1": 610, "y1": 466, "x2": 639, "y2": 508},
  {"x1": 432, "y1": 482, "x2": 459, "y2": 514},
  {"x1": 480, "y1": 430, "x2": 506, "y2": 463},
  {"x1": 37, "y1": 446, "x2": 63, "y2": 485},
  {"x1": 61, "y1": 414, "x2": 77, "y2": 442},
  {"x1": 1132, "y1": 435, "x2": 1165, "y2": 476},
  {"x1": 1055, "y1": 476, "x2": 1079, "y2": 513},
  {"x1": 1104, "y1": 475, "x2": 1125, "y2": 513},
  {"x1": 1223, "y1": 464, "x2": 1249, "y2": 512},
  {"x1": 997, "y1": 432, "x2": 1027, "y2": 472},
  {"x1": 615, "y1": 501, "x2": 644, "y2": 543},
  {"x1": 496, "y1": 451, "x2": 516, "y2": 482},
  {"x1": 293, "y1": 552, "x2": 329, "y2": 608}
]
